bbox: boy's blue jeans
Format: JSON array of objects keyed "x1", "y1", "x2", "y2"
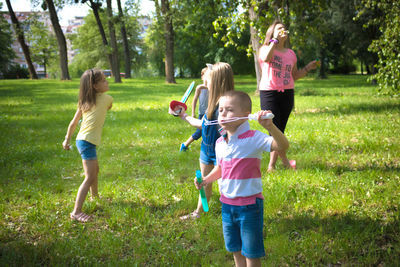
[{"x1": 221, "y1": 198, "x2": 265, "y2": 259}]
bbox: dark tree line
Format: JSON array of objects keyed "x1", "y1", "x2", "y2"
[{"x1": 3, "y1": 0, "x2": 399, "y2": 94}]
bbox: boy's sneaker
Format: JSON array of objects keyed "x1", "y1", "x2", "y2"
[{"x1": 180, "y1": 143, "x2": 188, "y2": 152}]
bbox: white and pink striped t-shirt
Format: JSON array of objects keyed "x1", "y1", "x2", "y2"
[{"x1": 215, "y1": 121, "x2": 273, "y2": 206}]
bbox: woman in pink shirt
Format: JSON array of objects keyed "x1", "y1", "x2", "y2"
[{"x1": 259, "y1": 20, "x2": 318, "y2": 172}]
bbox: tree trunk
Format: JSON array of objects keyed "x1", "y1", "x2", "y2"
[
  {"x1": 45, "y1": 0, "x2": 70, "y2": 80},
  {"x1": 161, "y1": 0, "x2": 176, "y2": 83},
  {"x1": 42, "y1": 49, "x2": 47, "y2": 77},
  {"x1": 5, "y1": 0, "x2": 38, "y2": 79},
  {"x1": 89, "y1": 0, "x2": 114, "y2": 76},
  {"x1": 318, "y1": 48, "x2": 327, "y2": 79},
  {"x1": 360, "y1": 61, "x2": 363, "y2": 75},
  {"x1": 117, "y1": 0, "x2": 131, "y2": 78},
  {"x1": 106, "y1": 0, "x2": 121, "y2": 83},
  {"x1": 248, "y1": 5, "x2": 261, "y2": 93},
  {"x1": 371, "y1": 63, "x2": 377, "y2": 85}
]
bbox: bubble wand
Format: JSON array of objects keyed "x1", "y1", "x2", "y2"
[
  {"x1": 168, "y1": 81, "x2": 196, "y2": 116},
  {"x1": 204, "y1": 113, "x2": 274, "y2": 126},
  {"x1": 196, "y1": 170, "x2": 209, "y2": 212}
]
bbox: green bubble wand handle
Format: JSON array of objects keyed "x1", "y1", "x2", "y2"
[{"x1": 196, "y1": 170, "x2": 209, "y2": 212}]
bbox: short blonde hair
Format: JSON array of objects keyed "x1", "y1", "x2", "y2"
[{"x1": 221, "y1": 90, "x2": 252, "y2": 113}]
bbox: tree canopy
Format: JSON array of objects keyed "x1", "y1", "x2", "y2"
[
  {"x1": 4, "y1": 0, "x2": 399, "y2": 94},
  {"x1": 0, "y1": 8, "x2": 16, "y2": 76},
  {"x1": 357, "y1": 0, "x2": 400, "y2": 95},
  {"x1": 25, "y1": 14, "x2": 58, "y2": 77}
]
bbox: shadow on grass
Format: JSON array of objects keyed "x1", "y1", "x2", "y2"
[{"x1": 265, "y1": 210, "x2": 400, "y2": 264}]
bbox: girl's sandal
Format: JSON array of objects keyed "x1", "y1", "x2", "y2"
[
  {"x1": 70, "y1": 212, "x2": 92, "y2": 223},
  {"x1": 179, "y1": 211, "x2": 200, "y2": 220}
]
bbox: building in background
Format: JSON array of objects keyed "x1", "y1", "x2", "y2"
[
  {"x1": 62, "y1": 16, "x2": 84, "y2": 62},
  {"x1": 3, "y1": 11, "x2": 151, "y2": 78},
  {"x1": 2, "y1": 11, "x2": 51, "y2": 78},
  {"x1": 138, "y1": 16, "x2": 151, "y2": 39}
]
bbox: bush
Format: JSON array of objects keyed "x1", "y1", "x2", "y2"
[{"x1": 1, "y1": 65, "x2": 29, "y2": 79}]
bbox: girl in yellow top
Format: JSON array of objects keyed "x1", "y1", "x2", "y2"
[{"x1": 63, "y1": 69, "x2": 113, "y2": 222}]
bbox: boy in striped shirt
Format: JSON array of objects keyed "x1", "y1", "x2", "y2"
[{"x1": 195, "y1": 90, "x2": 289, "y2": 266}]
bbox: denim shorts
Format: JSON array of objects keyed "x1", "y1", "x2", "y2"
[
  {"x1": 199, "y1": 145, "x2": 216, "y2": 165},
  {"x1": 76, "y1": 140, "x2": 97, "y2": 160},
  {"x1": 222, "y1": 198, "x2": 265, "y2": 259}
]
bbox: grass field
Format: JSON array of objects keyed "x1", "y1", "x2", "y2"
[{"x1": 0, "y1": 75, "x2": 399, "y2": 266}]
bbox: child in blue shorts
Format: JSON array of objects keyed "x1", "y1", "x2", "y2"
[
  {"x1": 63, "y1": 69, "x2": 113, "y2": 222},
  {"x1": 176, "y1": 62, "x2": 234, "y2": 220},
  {"x1": 195, "y1": 91, "x2": 289, "y2": 266}
]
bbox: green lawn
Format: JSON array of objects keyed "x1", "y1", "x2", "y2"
[{"x1": 0, "y1": 75, "x2": 399, "y2": 266}]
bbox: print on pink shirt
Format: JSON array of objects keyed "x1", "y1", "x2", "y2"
[{"x1": 271, "y1": 55, "x2": 292, "y2": 86}]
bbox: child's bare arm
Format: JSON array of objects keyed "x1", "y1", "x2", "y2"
[
  {"x1": 257, "y1": 110, "x2": 289, "y2": 152},
  {"x1": 63, "y1": 108, "x2": 82, "y2": 150},
  {"x1": 259, "y1": 44, "x2": 276, "y2": 63},
  {"x1": 194, "y1": 165, "x2": 221, "y2": 189},
  {"x1": 191, "y1": 85, "x2": 202, "y2": 117},
  {"x1": 292, "y1": 60, "x2": 318, "y2": 81},
  {"x1": 179, "y1": 111, "x2": 203, "y2": 129}
]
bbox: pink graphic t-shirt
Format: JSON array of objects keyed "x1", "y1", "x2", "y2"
[{"x1": 259, "y1": 48, "x2": 297, "y2": 92}]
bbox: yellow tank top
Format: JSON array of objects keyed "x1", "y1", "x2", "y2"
[{"x1": 76, "y1": 93, "x2": 113, "y2": 146}]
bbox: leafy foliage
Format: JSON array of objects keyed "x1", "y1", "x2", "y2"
[
  {"x1": 357, "y1": 0, "x2": 400, "y2": 95},
  {"x1": 68, "y1": 11, "x2": 110, "y2": 76},
  {"x1": 144, "y1": 0, "x2": 254, "y2": 77},
  {"x1": 24, "y1": 14, "x2": 58, "y2": 76},
  {"x1": 0, "y1": 12, "x2": 16, "y2": 76},
  {"x1": 68, "y1": 2, "x2": 143, "y2": 78},
  {"x1": 212, "y1": 0, "x2": 387, "y2": 79}
]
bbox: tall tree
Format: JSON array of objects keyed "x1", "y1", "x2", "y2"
[
  {"x1": 0, "y1": 6, "x2": 16, "y2": 76},
  {"x1": 145, "y1": 0, "x2": 254, "y2": 78},
  {"x1": 116, "y1": 0, "x2": 131, "y2": 78},
  {"x1": 248, "y1": 4, "x2": 262, "y2": 89},
  {"x1": 69, "y1": 13, "x2": 107, "y2": 72},
  {"x1": 80, "y1": 0, "x2": 121, "y2": 82},
  {"x1": 25, "y1": 14, "x2": 58, "y2": 78},
  {"x1": 154, "y1": 0, "x2": 176, "y2": 83},
  {"x1": 106, "y1": 0, "x2": 121, "y2": 83},
  {"x1": 81, "y1": 0, "x2": 114, "y2": 76},
  {"x1": 5, "y1": 0, "x2": 38, "y2": 79},
  {"x1": 43, "y1": 0, "x2": 70, "y2": 80},
  {"x1": 69, "y1": 9, "x2": 143, "y2": 77}
]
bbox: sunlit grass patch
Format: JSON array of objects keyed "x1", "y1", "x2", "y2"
[{"x1": 0, "y1": 75, "x2": 399, "y2": 265}]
